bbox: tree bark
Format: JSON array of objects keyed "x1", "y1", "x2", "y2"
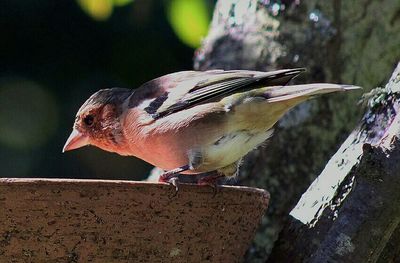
[
  {"x1": 267, "y1": 62, "x2": 400, "y2": 262},
  {"x1": 194, "y1": 1, "x2": 362, "y2": 260},
  {"x1": 192, "y1": 0, "x2": 400, "y2": 261}
]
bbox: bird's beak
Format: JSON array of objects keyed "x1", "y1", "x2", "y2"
[{"x1": 62, "y1": 129, "x2": 89, "y2": 153}]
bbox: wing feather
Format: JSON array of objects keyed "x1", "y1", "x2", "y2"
[{"x1": 140, "y1": 68, "x2": 305, "y2": 119}]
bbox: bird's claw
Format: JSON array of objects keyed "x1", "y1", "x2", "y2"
[
  {"x1": 159, "y1": 173, "x2": 180, "y2": 197},
  {"x1": 158, "y1": 173, "x2": 175, "y2": 183},
  {"x1": 167, "y1": 177, "x2": 180, "y2": 197},
  {"x1": 197, "y1": 175, "x2": 223, "y2": 197}
]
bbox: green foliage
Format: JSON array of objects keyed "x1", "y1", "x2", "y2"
[
  {"x1": 166, "y1": 0, "x2": 211, "y2": 48},
  {"x1": 75, "y1": 0, "x2": 212, "y2": 47},
  {"x1": 76, "y1": 0, "x2": 133, "y2": 21}
]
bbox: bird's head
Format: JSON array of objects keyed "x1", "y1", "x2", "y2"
[{"x1": 63, "y1": 88, "x2": 132, "y2": 153}]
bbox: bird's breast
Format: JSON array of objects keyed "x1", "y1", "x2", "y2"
[{"x1": 197, "y1": 129, "x2": 274, "y2": 171}]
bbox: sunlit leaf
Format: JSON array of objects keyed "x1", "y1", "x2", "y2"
[
  {"x1": 76, "y1": 0, "x2": 113, "y2": 21},
  {"x1": 167, "y1": 0, "x2": 210, "y2": 48},
  {"x1": 113, "y1": 0, "x2": 133, "y2": 7}
]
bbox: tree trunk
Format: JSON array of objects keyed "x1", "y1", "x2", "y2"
[
  {"x1": 267, "y1": 63, "x2": 400, "y2": 262},
  {"x1": 192, "y1": 0, "x2": 400, "y2": 261}
]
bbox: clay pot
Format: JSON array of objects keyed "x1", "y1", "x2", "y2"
[{"x1": 0, "y1": 178, "x2": 269, "y2": 262}]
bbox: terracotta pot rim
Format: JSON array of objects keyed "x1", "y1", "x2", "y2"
[{"x1": 0, "y1": 177, "x2": 269, "y2": 198}]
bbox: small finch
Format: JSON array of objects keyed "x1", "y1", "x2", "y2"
[{"x1": 63, "y1": 69, "x2": 359, "y2": 185}]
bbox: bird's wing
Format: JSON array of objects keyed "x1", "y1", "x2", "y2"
[{"x1": 133, "y1": 68, "x2": 305, "y2": 119}]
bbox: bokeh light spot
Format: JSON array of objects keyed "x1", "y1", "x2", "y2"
[
  {"x1": 0, "y1": 79, "x2": 58, "y2": 150},
  {"x1": 113, "y1": 0, "x2": 133, "y2": 7},
  {"x1": 167, "y1": 0, "x2": 210, "y2": 48},
  {"x1": 76, "y1": 0, "x2": 114, "y2": 21},
  {"x1": 76, "y1": 0, "x2": 133, "y2": 21}
]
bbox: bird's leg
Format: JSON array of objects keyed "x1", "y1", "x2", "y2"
[
  {"x1": 158, "y1": 165, "x2": 190, "y2": 193},
  {"x1": 197, "y1": 161, "x2": 240, "y2": 196},
  {"x1": 197, "y1": 172, "x2": 225, "y2": 186},
  {"x1": 197, "y1": 172, "x2": 225, "y2": 197}
]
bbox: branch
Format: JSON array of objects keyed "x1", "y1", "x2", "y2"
[{"x1": 268, "y1": 62, "x2": 400, "y2": 262}]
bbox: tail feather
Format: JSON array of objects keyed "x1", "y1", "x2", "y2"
[
  {"x1": 229, "y1": 83, "x2": 360, "y2": 131},
  {"x1": 265, "y1": 84, "x2": 361, "y2": 103}
]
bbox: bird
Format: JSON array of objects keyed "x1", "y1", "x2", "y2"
[{"x1": 63, "y1": 68, "x2": 360, "y2": 187}]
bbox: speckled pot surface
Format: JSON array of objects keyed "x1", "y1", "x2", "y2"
[{"x1": 0, "y1": 178, "x2": 269, "y2": 262}]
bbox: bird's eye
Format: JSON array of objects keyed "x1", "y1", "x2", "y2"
[{"x1": 83, "y1": 115, "x2": 94, "y2": 126}]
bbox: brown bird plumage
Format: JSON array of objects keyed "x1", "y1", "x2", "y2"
[{"x1": 63, "y1": 68, "x2": 359, "y2": 184}]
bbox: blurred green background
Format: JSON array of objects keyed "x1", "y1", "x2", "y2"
[{"x1": 0, "y1": 0, "x2": 213, "y2": 180}]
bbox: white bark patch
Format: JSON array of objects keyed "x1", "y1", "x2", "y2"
[{"x1": 290, "y1": 130, "x2": 363, "y2": 225}]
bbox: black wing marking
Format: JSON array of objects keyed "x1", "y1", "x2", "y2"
[{"x1": 153, "y1": 68, "x2": 305, "y2": 119}]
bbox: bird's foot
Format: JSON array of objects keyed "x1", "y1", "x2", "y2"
[
  {"x1": 158, "y1": 172, "x2": 178, "y2": 183},
  {"x1": 158, "y1": 165, "x2": 190, "y2": 197},
  {"x1": 158, "y1": 173, "x2": 180, "y2": 196},
  {"x1": 197, "y1": 173, "x2": 224, "y2": 197}
]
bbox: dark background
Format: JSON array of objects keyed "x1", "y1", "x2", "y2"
[{"x1": 0, "y1": 0, "x2": 213, "y2": 180}]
